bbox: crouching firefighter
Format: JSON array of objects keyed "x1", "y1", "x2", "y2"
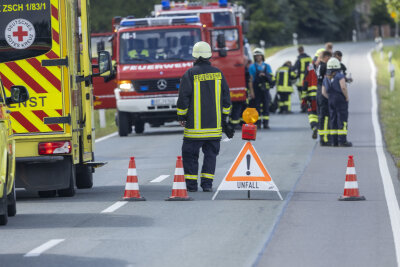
[
  {"x1": 177, "y1": 41, "x2": 234, "y2": 192},
  {"x1": 248, "y1": 48, "x2": 275, "y2": 129}
]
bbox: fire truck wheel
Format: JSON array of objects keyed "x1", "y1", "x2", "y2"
[
  {"x1": 7, "y1": 182, "x2": 16, "y2": 217},
  {"x1": 134, "y1": 121, "x2": 145, "y2": 134},
  {"x1": 118, "y1": 111, "x2": 130, "y2": 137},
  {"x1": 57, "y1": 164, "x2": 76, "y2": 197},
  {"x1": 38, "y1": 190, "x2": 57, "y2": 198},
  {"x1": 0, "y1": 184, "x2": 8, "y2": 226},
  {"x1": 76, "y1": 165, "x2": 93, "y2": 189}
]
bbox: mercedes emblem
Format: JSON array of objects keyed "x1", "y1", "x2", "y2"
[{"x1": 157, "y1": 79, "x2": 167, "y2": 90}]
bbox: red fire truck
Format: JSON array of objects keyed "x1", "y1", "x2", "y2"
[{"x1": 109, "y1": 1, "x2": 247, "y2": 136}]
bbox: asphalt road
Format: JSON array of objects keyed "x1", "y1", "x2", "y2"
[{"x1": 1, "y1": 41, "x2": 399, "y2": 267}]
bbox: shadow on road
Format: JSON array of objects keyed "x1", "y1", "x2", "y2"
[{"x1": 0, "y1": 254, "x2": 131, "y2": 267}]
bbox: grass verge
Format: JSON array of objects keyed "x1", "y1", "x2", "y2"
[
  {"x1": 372, "y1": 46, "x2": 400, "y2": 168},
  {"x1": 94, "y1": 108, "x2": 118, "y2": 139},
  {"x1": 264, "y1": 45, "x2": 293, "y2": 58}
]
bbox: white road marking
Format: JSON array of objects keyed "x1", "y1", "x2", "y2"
[
  {"x1": 150, "y1": 175, "x2": 170, "y2": 183},
  {"x1": 101, "y1": 201, "x2": 128, "y2": 213},
  {"x1": 95, "y1": 132, "x2": 118, "y2": 143},
  {"x1": 24, "y1": 239, "x2": 65, "y2": 257},
  {"x1": 368, "y1": 51, "x2": 400, "y2": 265}
]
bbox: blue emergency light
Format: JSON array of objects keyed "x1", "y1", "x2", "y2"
[
  {"x1": 120, "y1": 16, "x2": 199, "y2": 28},
  {"x1": 140, "y1": 85, "x2": 149, "y2": 91},
  {"x1": 219, "y1": 0, "x2": 228, "y2": 7},
  {"x1": 161, "y1": 0, "x2": 171, "y2": 10},
  {"x1": 120, "y1": 19, "x2": 149, "y2": 27},
  {"x1": 171, "y1": 17, "x2": 200, "y2": 24}
]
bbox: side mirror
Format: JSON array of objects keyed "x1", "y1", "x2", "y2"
[
  {"x1": 217, "y1": 33, "x2": 226, "y2": 49},
  {"x1": 98, "y1": 51, "x2": 112, "y2": 77},
  {"x1": 7, "y1": 85, "x2": 29, "y2": 105},
  {"x1": 219, "y1": 49, "x2": 227, "y2": 57},
  {"x1": 242, "y1": 20, "x2": 250, "y2": 35}
]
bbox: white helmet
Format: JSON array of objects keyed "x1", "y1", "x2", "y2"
[
  {"x1": 327, "y1": 57, "x2": 341, "y2": 70},
  {"x1": 253, "y1": 48, "x2": 264, "y2": 56},
  {"x1": 192, "y1": 41, "x2": 212, "y2": 59}
]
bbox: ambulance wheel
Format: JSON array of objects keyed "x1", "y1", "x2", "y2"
[
  {"x1": 118, "y1": 111, "x2": 130, "y2": 137},
  {"x1": 38, "y1": 190, "x2": 57, "y2": 198},
  {"x1": 134, "y1": 121, "x2": 145, "y2": 134},
  {"x1": 76, "y1": 165, "x2": 93, "y2": 189},
  {"x1": 57, "y1": 164, "x2": 76, "y2": 197},
  {"x1": 7, "y1": 182, "x2": 16, "y2": 217},
  {"x1": 0, "y1": 184, "x2": 8, "y2": 226}
]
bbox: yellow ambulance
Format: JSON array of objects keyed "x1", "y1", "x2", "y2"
[{"x1": 0, "y1": 0, "x2": 112, "y2": 198}]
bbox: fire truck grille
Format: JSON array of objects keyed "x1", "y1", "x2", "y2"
[{"x1": 133, "y1": 78, "x2": 181, "y2": 92}]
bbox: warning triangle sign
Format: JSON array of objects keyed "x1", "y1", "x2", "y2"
[{"x1": 212, "y1": 142, "x2": 282, "y2": 200}]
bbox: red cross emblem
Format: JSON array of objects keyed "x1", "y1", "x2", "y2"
[{"x1": 13, "y1": 26, "x2": 28, "y2": 42}]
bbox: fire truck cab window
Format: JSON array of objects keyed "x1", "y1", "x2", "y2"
[
  {"x1": 120, "y1": 28, "x2": 201, "y2": 64},
  {"x1": 0, "y1": 0, "x2": 52, "y2": 63},
  {"x1": 213, "y1": 12, "x2": 235, "y2": 27},
  {"x1": 211, "y1": 29, "x2": 239, "y2": 51}
]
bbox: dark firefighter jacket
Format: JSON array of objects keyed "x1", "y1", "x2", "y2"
[
  {"x1": 276, "y1": 65, "x2": 297, "y2": 93},
  {"x1": 177, "y1": 60, "x2": 232, "y2": 140},
  {"x1": 294, "y1": 53, "x2": 312, "y2": 87}
]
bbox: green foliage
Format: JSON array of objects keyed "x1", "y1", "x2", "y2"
[
  {"x1": 244, "y1": 0, "x2": 362, "y2": 45},
  {"x1": 90, "y1": 0, "x2": 158, "y2": 32},
  {"x1": 371, "y1": 0, "x2": 395, "y2": 26}
]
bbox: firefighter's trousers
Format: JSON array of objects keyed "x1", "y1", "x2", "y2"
[
  {"x1": 278, "y1": 92, "x2": 292, "y2": 112},
  {"x1": 182, "y1": 139, "x2": 220, "y2": 189},
  {"x1": 254, "y1": 88, "x2": 271, "y2": 122},
  {"x1": 328, "y1": 93, "x2": 349, "y2": 145},
  {"x1": 230, "y1": 101, "x2": 246, "y2": 127},
  {"x1": 317, "y1": 94, "x2": 331, "y2": 144},
  {"x1": 307, "y1": 97, "x2": 318, "y2": 129}
]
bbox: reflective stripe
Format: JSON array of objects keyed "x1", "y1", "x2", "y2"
[
  {"x1": 125, "y1": 183, "x2": 139, "y2": 190},
  {"x1": 330, "y1": 130, "x2": 338, "y2": 135},
  {"x1": 201, "y1": 173, "x2": 215, "y2": 179},
  {"x1": 172, "y1": 182, "x2": 187, "y2": 190},
  {"x1": 215, "y1": 79, "x2": 221, "y2": 127},
  {"x1": 222, "y1": 105, "x2": 231, "y2": 115},
  {"x1": 184, "y1": 133, "x2": 222, "y2": 139},
  {"x1": 323, "y1": 116, "x2": 329, "y2": 142},
  {"x1": 185, "y1": 174, "x2": 198, "y2": 180},
  {"x1": 308, "y1": 114, "x2": 318, "y2": 123},
  {"x1": 260, "y1": 116, "x2": 269, "y2": 120},
  {"x1": 175, "y1": 168, "x2": 184, "y2": 176},
  {"x1": 229, "y1": 118, "x2": 241, "y2": 124},
  {"x1": 184, "y1": 128, "x2": 222, "y2": 134},
  {"x1": 346, "y1": 167, "x2": 356, "y2": 175},
  {"x1": 177, "y1": 108, "x2": 188, "y2": 115},
  {"x1": 194, "y1": 79, "x2": 201, "y2": 129},
  {"x1": 127, "y1": 169, "x2": 137, "y2": 176},
  {"x1": 344, "y1": 181, "x2": 359, "y2": 189}
]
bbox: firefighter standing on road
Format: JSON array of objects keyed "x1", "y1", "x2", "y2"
[
  {"x1": 293, "y1": 46, "x2": 312, "y2": 113},
  {"x1": 316, "y1": 50, "x2": 332, "y2": 146},
  {"x1": 177, "y1": 41, "x2": 233, "y2": 192},
  {"x1": 276, "y1": 61, "x2": 297, "y2": 114},
  {"x1": 248, "y1": 48, "x2": 275, "y2": 129},
  {"x1": 322, "y1": 58, "x2": 352, "y2": 147},
  {"x1": 303, "y1": 63, "x2": 319, "y2": 139}
]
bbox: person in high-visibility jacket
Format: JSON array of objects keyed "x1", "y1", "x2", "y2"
[
  {"x1": 177, "y1": 41, "x2": 233, "y2": 192},
  {"x1": 275, "y1": 61, "x2": 297, "y2": 114},
  {"x1": 302, "y1": 63, "x2": 318, "y2": 139},
  {"x1": 293, "y1": 46, "x2": 312, "y2": 113}
]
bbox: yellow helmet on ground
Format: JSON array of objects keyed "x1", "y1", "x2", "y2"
[{"x1": 192, "y1": 41, "x2": 212, "y2": 59}]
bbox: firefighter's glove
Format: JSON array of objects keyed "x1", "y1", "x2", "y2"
[{"x1": 222, "y1": 121, "x2": 235, "y2": 139}]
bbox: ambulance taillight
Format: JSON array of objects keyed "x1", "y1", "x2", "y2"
[{"x1": 38, "y1": 141, "x2": 72, "y2": 155}]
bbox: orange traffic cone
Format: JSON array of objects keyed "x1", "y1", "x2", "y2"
[
  {"x1": 123, "y1": 157, "x2": 145, "y2": 201},
  {"x1": 339, "y1": 155, "x2": 365, "y2": 201},
  {"x1": 166, "y1": 156, "x2": 193, "y2": 201}
]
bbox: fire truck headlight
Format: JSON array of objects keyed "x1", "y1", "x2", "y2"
[{"x1": 118, "y1": 80, "x2": 134, "y2": 92}]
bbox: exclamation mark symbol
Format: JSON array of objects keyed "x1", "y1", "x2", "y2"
[{"x1": 246, "y1": 154, "x2": 251, "y2": 175}]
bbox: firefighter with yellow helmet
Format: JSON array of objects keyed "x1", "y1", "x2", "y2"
[{"x1": 177, "y1": 41, "x2": 233, "y2": 192}]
